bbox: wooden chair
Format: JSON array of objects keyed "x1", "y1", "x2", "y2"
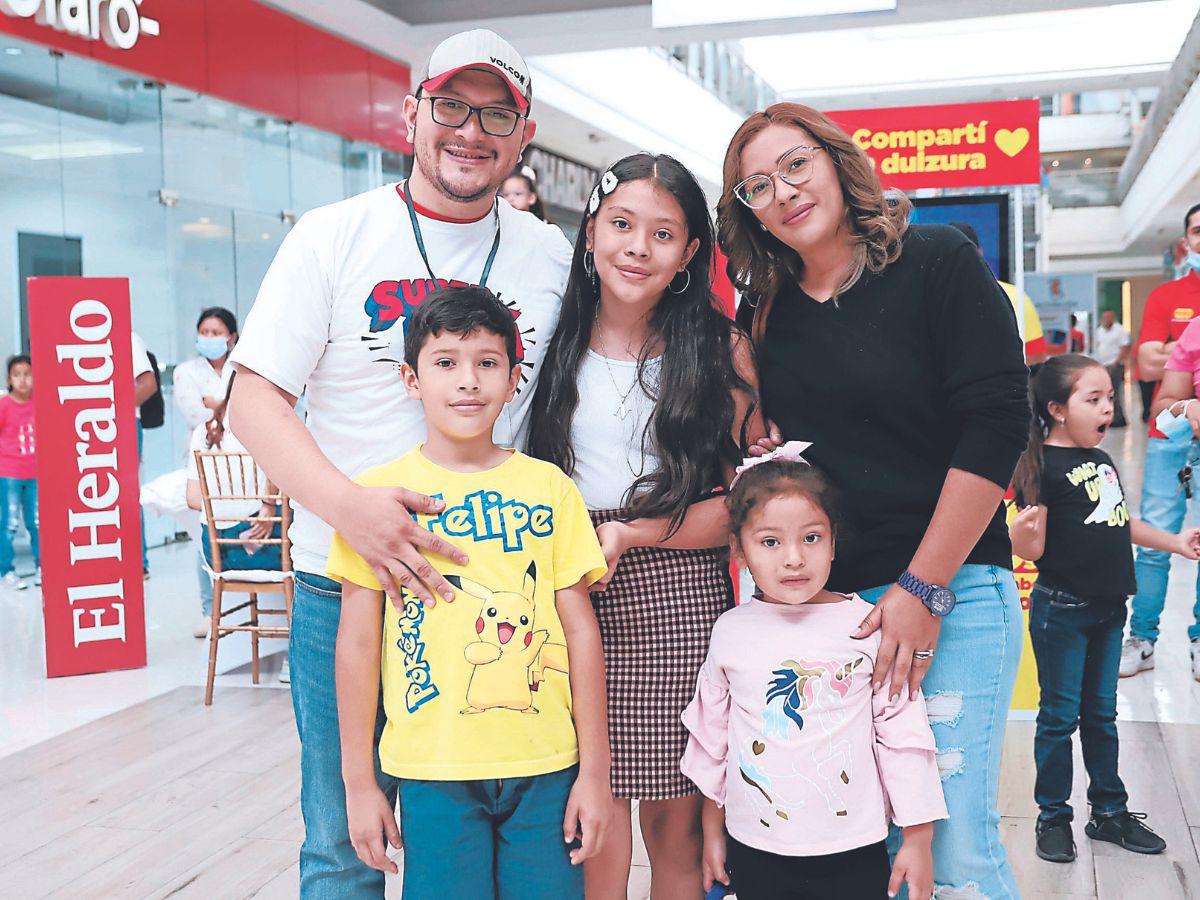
[{"x1": 194, "y1": 450, "x2": 293, "y2": 706}]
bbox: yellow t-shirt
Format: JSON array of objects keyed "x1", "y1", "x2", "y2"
[
  {"x1": 327, "y1": 447, "x2": 607, "y2": 781},
  {"x1": 999, "y1": 280, "x2": 1046, "y2": 356}
]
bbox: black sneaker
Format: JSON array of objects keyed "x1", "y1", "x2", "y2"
[
  {"x1": 1035, "y1": 819, "x2": 1076, "y2": 863},
  {"x1": 1085, "y1": 811, "x2": 1166, "y2": 854}
]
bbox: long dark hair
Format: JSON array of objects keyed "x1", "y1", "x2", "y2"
[
  {"x1": 527, "y1": 153, "x2": 751, "y2": 533},
  {"x1": 1012, "y1": 354, "x2": 1104, "y2": 506}
]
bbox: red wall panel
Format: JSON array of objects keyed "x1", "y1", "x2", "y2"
[
  {"x1": 2, "y1": 1, "x2": 410, "y2": 150},
  {"x1": 91, "y1": 0, "x2": 208, "y2": 93},
  {"x1": 205, "y1": 0, "x2": 299, "y2": 121},
  {"x1": 0, "y1": 8, "x2": 96, "y2": 56},
  {"x1": 368, "y1": 55, "x2": 412, "y2": 154},
  {"x1": 295, "y1": 25, "x2": 372, "y2": 143}
]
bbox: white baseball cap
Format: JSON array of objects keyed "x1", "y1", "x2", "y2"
[{"x1": 418, "y1": 29, "x2": 532, "y2": 113}]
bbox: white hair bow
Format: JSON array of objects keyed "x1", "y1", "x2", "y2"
[{"x1": 730, "y1": 441, "x2": 813, "y2": 487}]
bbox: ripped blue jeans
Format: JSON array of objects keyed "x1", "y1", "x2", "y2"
[{"x1": 861, "y1": 564, "x2": 1023, "y2": 900}]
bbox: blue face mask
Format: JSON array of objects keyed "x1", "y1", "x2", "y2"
[
  {"x1": 1186, "y1": 249, "x2": 1200, "y2": 272},
  {"x1": 196, "y1": 335, "x2": 229, "y2": 360}
]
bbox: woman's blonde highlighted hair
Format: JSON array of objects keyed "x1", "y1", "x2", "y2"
[{"x1": 717, "y1": 102, "x2": 911, "y2": 342}]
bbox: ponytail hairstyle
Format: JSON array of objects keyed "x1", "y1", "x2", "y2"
[
  {"x1": 1012, "y1": 354, "x2": 1105, "y2": 506},
  {"x1": 526, "y1": 152, "x2": 753, "y2": 535},
  {"x1": 717, "y1": 102, "x2": 910, "y2": 344},
  {"x1": 204, "y1": 372, "x2": 237, "y2": 450}
]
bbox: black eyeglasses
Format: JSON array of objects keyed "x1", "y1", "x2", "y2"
[{"x1": 422, "y1": 96, "x2": 524, "y2": 137}]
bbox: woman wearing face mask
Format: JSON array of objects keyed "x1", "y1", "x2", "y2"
[
  {"x1": 174, "y1": 307, "x2": 240, "y2": 641},
  {"x1": 175, "y1": 307, "x2": 238, "y2": 432},
  {"x1": 719, "y1": 103, "x2": 1029, "y2": 897}
]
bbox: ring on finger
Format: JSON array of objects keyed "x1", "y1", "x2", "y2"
[{"x1": 913, "y1": 648, "x2": 935, "y2": 660}]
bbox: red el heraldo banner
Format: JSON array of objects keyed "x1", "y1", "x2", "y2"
[
  {"x1": 28, "y1": 278, "x2": 146, "y2": 677},
  {"x1": 828, "y1": 99, "x2": 1041, "y2": 191}
]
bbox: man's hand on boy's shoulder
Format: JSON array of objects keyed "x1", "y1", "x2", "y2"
[
  {"x1": 333, "y1": 482, "x2": 469, "y2": 607},
  {"x1": 563, "y1": 769, "x2": 613, "y2": 866}
]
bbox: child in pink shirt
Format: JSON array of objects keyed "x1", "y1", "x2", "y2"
[
  {"x1": 0, "y1": 355, "x2": 38, "y2": 589},
  {"x1": 682, "y1": 446, "x2": 946, "y2": 900}
]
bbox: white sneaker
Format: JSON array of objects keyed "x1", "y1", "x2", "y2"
[
  {"x1": 1119, "y1": 637, "x2": 1155, "y2": 677},
  {"x1": 2, "y1": 571, "x2": 27, "y2": 590},
  {"x1": 1191, "y1": 640, "x2": 1200, "y2": 683},
  {"x1": 278, "y1": 657, "x2": 290, "y2": 684},
  {"x1": 33, "y1": 567, "x2": 41, "y2": 586},
  {"x1": 193, "y1": 617, "x2": 210, "y2": 639}
]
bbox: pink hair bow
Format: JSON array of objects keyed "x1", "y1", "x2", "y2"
[{"x1": 730, "y1": 441, "x2": 813, "y2": 487}]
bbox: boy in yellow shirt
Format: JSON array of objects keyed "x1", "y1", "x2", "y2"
[{"x1": 329, "y1": 286, "x2": 611, "y2": 899}]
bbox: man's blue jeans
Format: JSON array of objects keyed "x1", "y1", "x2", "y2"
[
  {"x1": 0, "y1": 477, "x2": 38, "y2": 574},
  {"x1": 291, "y1": 572, "x2": 398, "y2": 898},
  {"x1": 1029, "y1": 585, "x2": 1128, "y2": 824},
  {"x1": 861, "y1": 564, "x2": 1023, "y2": 899},
  {"x1": 1130, "y1": 432, "x2": 1200, "y2": 642}
]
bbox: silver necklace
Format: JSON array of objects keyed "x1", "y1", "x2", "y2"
[{"x1": 593, "y1": 322, "x2": 642, "y2": 421}]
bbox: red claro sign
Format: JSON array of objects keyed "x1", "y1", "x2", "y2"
[{"x1": 828, "y1": 99, "x2": 1041, "y2": 190}]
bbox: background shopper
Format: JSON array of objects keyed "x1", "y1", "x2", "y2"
[
  {"x1": 175, "y1": 307, "x2": 239, "y2": 638},
  {"x1": 0, "y1": 355, "x2": 37, "y2": 590},
  {"x1": 1092, "y1": 310, "x2": 1131, "y2": 428},
  {"x1": 1121, "y1": 202, "x2": 1200, "y2": 679}
]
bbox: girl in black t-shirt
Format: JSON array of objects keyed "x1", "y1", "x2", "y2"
[{"x1": 1011, "y1": 354, "x2": 1199, "y2": 865}]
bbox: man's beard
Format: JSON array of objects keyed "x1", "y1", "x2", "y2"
[{"x1": 414, "y1": 137, "x2": 500, "y2": 205}]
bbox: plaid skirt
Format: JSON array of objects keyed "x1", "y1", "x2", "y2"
[{"x1": 590, "y1": 508, "x2": 734, "y2": 800}]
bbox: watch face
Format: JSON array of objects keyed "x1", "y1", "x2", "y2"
[{"x1": 927, "y1": 587, "x2": 957, "y2": 617}]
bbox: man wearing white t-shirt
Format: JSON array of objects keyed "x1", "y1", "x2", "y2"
[
  {"x1": 229, "y1": 30, "x2": 572, "y2": 897},
  {"x1": 1093, "y1": 309, "x2": 1132, "y2": 428}
]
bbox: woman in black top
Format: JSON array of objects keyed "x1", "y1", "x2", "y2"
[{"x1": 718, "y1": 103, "x2": 1029, "y2": 897}]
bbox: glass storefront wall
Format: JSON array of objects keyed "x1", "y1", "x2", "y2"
[{"x1": 0, "y1": 36, "x2": 408, "y2": 547}]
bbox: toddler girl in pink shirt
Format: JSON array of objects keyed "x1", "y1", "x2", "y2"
[{"x1": 682, "y1": 446, "x2": 947, "y2": 900}]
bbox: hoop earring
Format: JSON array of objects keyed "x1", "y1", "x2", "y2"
[
  {"x1": 668, "y1": 269, "x2": 691, "y2": 294},
  {"x1": 583, "y1": 250, "x2": 598, "y2": 292}
]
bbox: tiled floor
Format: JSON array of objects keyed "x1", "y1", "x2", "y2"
[{"x1": 2, "y1": 388, "x2": 1199, "y2": 898}]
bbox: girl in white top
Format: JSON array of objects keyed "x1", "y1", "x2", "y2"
[
  {"x1": 174, "y1": 307, "x2": 238, "y2": 431},
  {"x1": 527, "y1": 153, "x2": 765, "y2": 900}
]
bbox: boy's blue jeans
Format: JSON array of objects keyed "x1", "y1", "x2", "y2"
[
  {"x1": 397, "y1": 766, "x2": 582, "y2": 900},
  {"x1": 0, "y1": 476, "x2": 38, "y2": 574},
  {"x1": 1130, "y1": 432, "x2": 1200, "y2": 642},
  {"x1": 1029, "y1": 585, "x2": 1128, "y2": 824},
  {"x1": 291, "y1": 572, "x2": 398, "y2": 899},
  {"x1": 861, "y1": 564, "x2": 1023, "y2": 900}
]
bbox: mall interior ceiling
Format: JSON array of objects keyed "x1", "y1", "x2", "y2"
[{"x1": 266, "y1": 0, "x2": 1200, "y2": 276}]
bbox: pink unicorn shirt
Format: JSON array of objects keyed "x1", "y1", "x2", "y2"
[{"x1": 681, "y1": 594, "x2": 947, "y2": 857}]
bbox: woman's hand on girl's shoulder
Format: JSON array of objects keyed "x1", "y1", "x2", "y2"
[{"x1": 889, "y1": 822, "x2": 934, "y2": 900}]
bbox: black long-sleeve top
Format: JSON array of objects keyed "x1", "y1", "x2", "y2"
[{"x1": 736, "y1": 224, "x2": 1030, "y2": 593}]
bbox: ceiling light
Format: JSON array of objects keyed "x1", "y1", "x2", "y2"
[
  {"x1": 4, "y1": 48, "x2": 23, "y2": 56},
  {"x1": 0, "y1": 140, "x2": 144, "y2": 161},
  {"x1": 260, "y1": 232, "x2": 271, "y2": 240}
]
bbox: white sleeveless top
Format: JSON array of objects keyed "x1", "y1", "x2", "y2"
[{"x1": 570, "y1": 350, "x2": 662, "y2": 510}]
